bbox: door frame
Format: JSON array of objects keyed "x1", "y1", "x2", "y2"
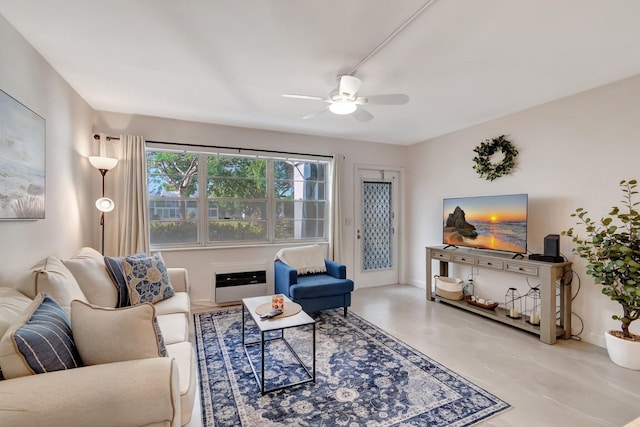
[{"x1": 353, "y1": 163, "x2": 405, "y2": 288}]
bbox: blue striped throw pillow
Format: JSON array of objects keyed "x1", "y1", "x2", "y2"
[
  {"x1": 104, "y1": 252, "x2": 146, "y2": 307},
  {"x1": 13, "y1": 294, "x2": 83, "y2": 374}
]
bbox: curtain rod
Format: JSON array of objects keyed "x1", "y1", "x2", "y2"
[{"x1": 92, "y1": 134, "x2": 333, "y2": 159}]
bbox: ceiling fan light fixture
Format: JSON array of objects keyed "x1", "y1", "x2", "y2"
[{"x1": 329, "y1": 100, "x2": 357, "y2": 115}]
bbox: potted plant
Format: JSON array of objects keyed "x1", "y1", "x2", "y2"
[{"x1": 563, "y1": 179, "x2": 640, "y2": 369}]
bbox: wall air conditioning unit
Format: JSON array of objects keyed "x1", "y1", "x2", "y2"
[{"x1": 211, "y1": 261, "x2": 268, "y2": 304}]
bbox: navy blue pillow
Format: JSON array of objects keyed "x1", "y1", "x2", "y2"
[
  {"x1": 13, "y1": 294, "x2": 83, "y2": 374},
  {"x1": 104, "y1": 253, "x2": 146, "y2": 307}
]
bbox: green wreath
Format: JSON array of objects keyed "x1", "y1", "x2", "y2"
[{"x1": 472, "y1": 135, "x2": 518, "y2": 181}]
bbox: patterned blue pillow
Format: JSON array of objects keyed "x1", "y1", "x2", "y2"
[
  {"x1": 12, "y1": 294, "x2": 83, "y2": 375},
  {"x1": 104, "y1": 252, "x2": 146, "y2": 307},
  {"x1": 123, "y1": 253, "x2": 175, "y2": 305}
]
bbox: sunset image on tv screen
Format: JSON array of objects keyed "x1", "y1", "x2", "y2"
[{"x1": 443, "y1": 194, "x2": 528, "y2": 254}]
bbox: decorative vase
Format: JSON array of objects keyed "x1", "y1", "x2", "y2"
[{"x1": 604, "y1": 331, "x2": 640, "y2": 370}]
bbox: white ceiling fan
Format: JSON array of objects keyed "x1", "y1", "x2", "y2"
[{"x1": 282, "y1": 75, "x2": 409, "y2": 122}]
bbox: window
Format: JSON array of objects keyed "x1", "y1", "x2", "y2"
[{"x1": 146, "y1": 149, "x2": 329, "y2": 247}]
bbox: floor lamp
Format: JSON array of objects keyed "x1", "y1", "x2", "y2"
[{"x1": 89, "y1": 156, "x2": 118, "y2": 254}]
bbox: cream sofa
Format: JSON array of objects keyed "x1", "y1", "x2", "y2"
[{"x1": 0, "y1": 247, "x2": 196, "y2": 427}]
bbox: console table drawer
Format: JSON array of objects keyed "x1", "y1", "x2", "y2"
[
  {"x1": 432, "y1": 251, "x2": 451, "y2": 261},
  {"x1": 452, "y1": 254, "x2": 474, "y2": 264},
  {"x1": 476, "y1": 258, "x2": 503, "y2": 270},
  {"x1": 505, "y1": 263, "x2": 539, "y2": 276}
]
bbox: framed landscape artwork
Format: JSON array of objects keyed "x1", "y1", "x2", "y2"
[{"x1": 0, "y1": 89, "x2": 45, "y2": 220}]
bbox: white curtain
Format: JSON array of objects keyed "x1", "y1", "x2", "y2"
[
  {"x1": 103, "y1": 134, "x2": 150, "y2": 256},
  {"x1": 330, "y1": 153, "x2": 344, "y2": 262}
]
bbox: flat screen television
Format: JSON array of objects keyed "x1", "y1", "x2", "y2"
[{"x1": 442, "y1": 194, "x2": 528, "y2": 254}]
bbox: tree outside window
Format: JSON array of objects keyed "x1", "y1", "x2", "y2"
[{"x1": 146, "y1": 150, "x2": 329, "y2": 247}]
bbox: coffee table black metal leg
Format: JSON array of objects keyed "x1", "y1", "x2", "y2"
[
  {"x1": 261, "y1": 330, "x2": 265, "y2": 395},
  {"x1": 313, "y1": 322, "x2": 316, "y2": 382},
  {"x1": 242, "y1": 304, "x2": 246, "y2": 346}
]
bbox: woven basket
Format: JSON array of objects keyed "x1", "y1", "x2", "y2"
[{"x1": 434, "y1": 276, "x2": 463, "y2": 300}]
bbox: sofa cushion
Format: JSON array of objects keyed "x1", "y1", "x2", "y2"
[
  {"x1": 275, "y1": 244, "x2": 327, "y2": 275},
  {"x1": 104, "y1": 252, "x2": 146, "y2": 307},
  {"x1": 71, "y1": 300, "x2": 167, "y2": 365},
  {"x1": 15, "y1": 256, "x2": 88, "y2": 313},
  {"x1": 62, "y1": 247, "x2": 118, "y2": 308},
  {"x1": 123, "y1": 253, "x2": 175, "y2": 305},
  {"x1": 156, "y1": 313, "x2": 189, "y2": 345},
  {"x1": 0, "y1": 288, "x2": 32, "y2": 338},
  {"x1": 290, "y1": 274, "x2": 355, "y2": 299},
  {"x1": 0, "y1": 293, "x2": 83, "y2": 380},
  {"x1": 166, "y1": 341, "x2": 196, "y2": 425},
  {"x1": 153, "y1": 292, "x2": 190, "y2": 317}
]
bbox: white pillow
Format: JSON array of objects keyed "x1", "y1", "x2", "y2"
[
  {"x1": 71, "y1": 300, "x2": 167, "y2": 366},
  {"x1": 0, "y1": 288, "x2": 32, "y2": 338},
  {"x1": 63, "y1": 247, "x2": 118, "y2": 308},
  {"x1": 15, "y1": 257, "x2": 88, "y2": 314},
  {"x1": 275, "y1": 244, "x2": 327, "y2": 275}
]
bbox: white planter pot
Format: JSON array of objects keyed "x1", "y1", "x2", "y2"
[{"x1": 604, "y1": 331, "x2": 640, "y2": 370}]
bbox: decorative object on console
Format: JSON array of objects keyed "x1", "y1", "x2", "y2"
[
  {"x1": 544, "y1": 234, "x2": 560, "y2": 257},
  {"x1": 465, "y1": 294, "x2": 498, "y2": 310},
  {"x1": 88, "y1": 155, "x2": 118, "y2": 254},
  {"x1": 525, "y1": 287, "x2": 541, "y2": 325},
  {"x1": 504, "y1": 287, "x2": 522, "y2": 319},
  {"x1": 472, "y1": 135, "x2": 518, "y2": 181},
  {"x1": 563, "y1": 179, "x2": 640, "y2": 369},
  {"x1": 434, "y1": 275, "x2": 464, "y2": 300},
  {"x1": 529, "y1": 234, "x2": 564, "y2": 262},
  {"x1": 462, "y1": 278, "x2": 474, "y2": 296}
]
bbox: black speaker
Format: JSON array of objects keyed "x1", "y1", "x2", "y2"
[{"x1": 544, "y1": 234, "x2": 560, "y2": 257}]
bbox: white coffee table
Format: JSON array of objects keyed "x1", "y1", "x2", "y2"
[{"x1": 241, "y1": 295, "x2": 316, "y2": 394}]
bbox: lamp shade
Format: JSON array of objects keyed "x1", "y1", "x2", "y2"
[
  {"x1": 95, "y1": 197, "x2": 115, "y2": 212},
  {"x1": 89, "y1": 156, "x2": 118, "y2": 171},
  {"x1": 329, "y1": 100, "x2": 357, "y2": 115}
]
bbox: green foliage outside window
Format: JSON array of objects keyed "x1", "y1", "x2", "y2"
[{"x1": 146, "y1": 150, "x2": 328, "y2": 246}]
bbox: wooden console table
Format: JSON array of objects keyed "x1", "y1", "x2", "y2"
[{"x1": 426, "y1": 246, "x2": 572, "y2": 344}]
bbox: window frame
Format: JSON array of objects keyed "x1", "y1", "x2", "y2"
[{"x1": 147, "y1": 148, "x2": 330, "y2": 249}]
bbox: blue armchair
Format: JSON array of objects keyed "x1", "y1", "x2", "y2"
[{"x1": 274, "y1": 259, "x2": 354, "y2": 316}]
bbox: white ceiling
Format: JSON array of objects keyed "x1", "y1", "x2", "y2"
[{"x1": 2, "y1": 0, "x2": 640, "y2": 145}]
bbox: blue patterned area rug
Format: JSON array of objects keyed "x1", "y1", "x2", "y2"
[{"x1": 194, "y1": 307, "x2": 510, "y2": 426}]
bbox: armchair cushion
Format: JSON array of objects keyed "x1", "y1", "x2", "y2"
[
  {"x1": 290, "y1": 275, "x2": 354, "y2": 299},
  {"x1": 0, "y1": 293, "x2": 82, "y2": 379}
]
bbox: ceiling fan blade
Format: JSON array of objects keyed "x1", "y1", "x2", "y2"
[
  {"x1": 282, "y1": 94, "x2": 327, "y2": 101},
  {"x1": 302, "y1": 106, "x2": 330, "y2": 120},
  {"x1": 364, "y1": 94, "x2": 410, "y2": 105},
  {"x1": 351, "y1": 106, "x2": 373, "y2": 122},
  {"x1": 338, "y1": 75, "x2": 363, "y2": 97}
]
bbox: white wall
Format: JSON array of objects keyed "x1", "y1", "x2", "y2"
[
  {"x1": 0, "y1": 15, "x2": 95, "y2": 286},
  {"x1": 92, "y1": 111, "x2": 408, "y2": 304},
  {"x1": 5, "y1": 8, "x2": 637, "y2": 347},
  {"x1": 406, "y1": 74, "x2": 640, "y2": 346}
]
